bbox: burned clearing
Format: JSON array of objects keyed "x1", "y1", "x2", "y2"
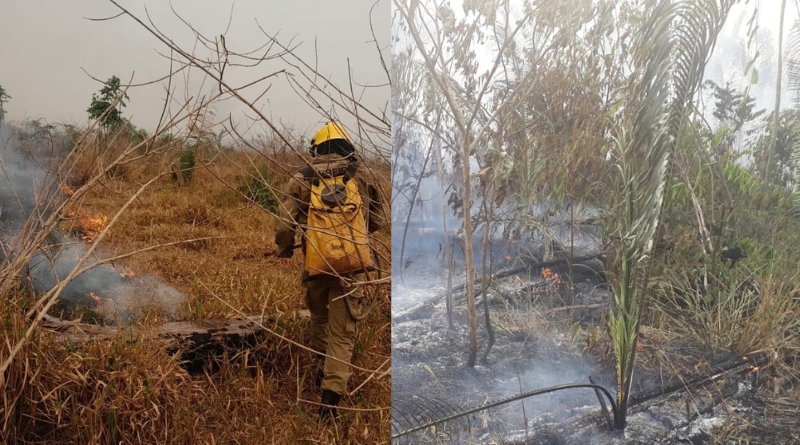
[{"x1": 391, "y1": 224, "x2": 797, "y2": 444}]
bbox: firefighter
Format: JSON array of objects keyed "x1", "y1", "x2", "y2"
[{"x1": 273, "y1": 121, "x2": 385, "y2": 421}]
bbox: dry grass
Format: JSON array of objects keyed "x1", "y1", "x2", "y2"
[
  {"x1": 1, "y1": 136, "x2": 392, "y2": 444},
  {"x1": 649, "y1": 273, "x2": 800, "y2": 358}
]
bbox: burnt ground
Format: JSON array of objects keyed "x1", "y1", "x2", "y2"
[{"x1": 392, "y1": 241, "x2": 800, "y2": 445}]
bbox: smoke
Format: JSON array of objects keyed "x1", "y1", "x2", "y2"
[
  {"x1": 26, "y1": 240, "x2": 184, "y2": 322},
  {"x1": 0, "y1": 129, "x2": 53, "y2": 232},
  {"x1": 392, "y1": 181, "x2": 604, "y2": 310},
  {"x1": 391, "y1": 176, "x2": 614, "y2": 440},
  {"x1": 1, "y1": 123, "x2": 185, "y2": 323},
  {"x1": 502, "y1": 354, "x2": 617, "y2": 423}
]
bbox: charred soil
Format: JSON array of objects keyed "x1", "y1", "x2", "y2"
[{"x1": 392, "y1": 249, "x2": 799, "y2": 444}]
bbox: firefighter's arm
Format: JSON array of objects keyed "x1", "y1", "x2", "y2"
[
  {"x1": 367, "y1": 182, "x2": 387, "y2": 234},
  {"x1": 273, "y1": 175, "x2": 304, "y2": 257}
]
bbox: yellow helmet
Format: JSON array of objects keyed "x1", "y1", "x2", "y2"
[{"x1": 311, "y1": 121, "x2": 350, "y2": 147}]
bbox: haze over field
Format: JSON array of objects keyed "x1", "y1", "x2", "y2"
[{"x1": 0, "y1": 0, "x2": 390, "y2": 146}]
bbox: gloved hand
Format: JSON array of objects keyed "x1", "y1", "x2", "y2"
[{"x1": 276, "y1": 247, "x2": 294, "y2": 259}]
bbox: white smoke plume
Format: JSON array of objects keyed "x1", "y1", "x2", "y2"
[{"x1": 0, "y1": 123, "x2": 184, "y2": 323}]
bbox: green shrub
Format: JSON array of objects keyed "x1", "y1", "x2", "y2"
[
  {"x1": 172, "y1": 148, "x2": 195, "y2": 184},
  {"x1": 240, "y1": 167, "x2": 279, "y2": 213}
]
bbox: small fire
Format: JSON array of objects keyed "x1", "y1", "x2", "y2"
[
  {"x1": 89, "y1": 292, "x2": 113, "y2": 303},
  {"x1": 60, "y1": 183, "x2": 75, "y2": 197},
  {"x1": 542, "y1": 267, "x2": 562, "y2": 287},
  {"x1": 119, "y1": 267, "x2": 135, "y2": 279},
  {"x1": 77, "y1": 214, "x2": 110, "y2": 242},
  {"x1": 64, "y1": 209, "x2": 110, "y2": 241}
]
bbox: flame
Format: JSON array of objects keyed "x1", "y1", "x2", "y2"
[
  {"x1": 60, "y1": 183, "x2": 75, "y2": 197},
  {"x1": 64, "y1": 209, "x2": 111, "y2": 241},
  {"x1": 542, "y1": 267, "x2": 562, "y2": 287},
  {"x1": 90, "y1": 292, "x2": 114, "y2": 303},
  {"x1": 77, "y1": 214, "x2": 109, "y2": 241},
  {"x1": 120, "y1": 267, "x2": 135, "y2": 279}
]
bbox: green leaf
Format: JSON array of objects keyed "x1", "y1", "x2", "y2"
[
  {"x1": 744, "y1": 58, "x2": 755, "y2": 76},
  {"x1": 570, "y1": 322, "x2": 582, "y2": 344}
]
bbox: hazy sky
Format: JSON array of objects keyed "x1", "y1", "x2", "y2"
[
  {"x1": 391, "y1": 0, "x2": 799, "y2": 117},
  {"x1": 0, "y1": 0, "x2": 390, "y2": 147},
  {"x1": 709, "y1": 1, "x2": 799, "y2": 110}
]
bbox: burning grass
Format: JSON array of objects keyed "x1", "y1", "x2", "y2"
[
  {"x1": 63, "y1": 209, "x2": 110, "y2": 242},
  {"x1": 1, "y1": 137, "x2": 392, "y2": 444}
]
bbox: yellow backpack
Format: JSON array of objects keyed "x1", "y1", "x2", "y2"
[{"x1": 303, "y1": 165, "x2": 374, "y2": 277}]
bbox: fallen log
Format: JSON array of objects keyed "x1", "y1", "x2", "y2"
[
  {"x1": 455, "y1": 253, "x2": 604, "y2": 294},
  {"x1": 41, "y1": 311, "x2": 310, "y2": 356},
  {"x1": 393, "y1": 253, "x2": 604, "y2": 324}
]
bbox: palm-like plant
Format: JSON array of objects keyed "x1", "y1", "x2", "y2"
[{"x1": 607, "y1": 0, "x2": 736, "y2": 428}]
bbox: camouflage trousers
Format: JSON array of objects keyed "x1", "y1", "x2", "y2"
[{"x1": 304, "y1": 273, "x2": 366, "y2": 395}]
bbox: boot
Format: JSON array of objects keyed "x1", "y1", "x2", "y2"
[{"x1": 319, "y1": 389, "x2": 341, "y2": 422}]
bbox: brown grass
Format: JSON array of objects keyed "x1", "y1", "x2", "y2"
[{"x1": 1, "y1": 137, "x2": 392, "y2": 444}]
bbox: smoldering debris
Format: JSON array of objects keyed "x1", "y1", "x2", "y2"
[
  {"x1": 1, "y1": 124, "x2": 185, "y2": 323},
  {"x1": 392, "y1": 234, "x2": 791, "y2": 445},
  {"x1": 392, "y1": 256, "x2": 616, "y2": 443},
  {"x1": 393, "y1": 293, "x2": 783, "y2": 445},
  {"x1": 26, "y1": 238, "x2": 184, "y2": 322}
]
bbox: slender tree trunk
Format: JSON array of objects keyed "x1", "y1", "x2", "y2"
[
  {"x1": 399, "y1": 132, "x2": 435, "y2": 283},
  {"x1": 447, "y1": 243, "x2": 455, "y2": 330},
  {"x1": 433, "y1": 138, "x2": 455, "y2": 329},
  {"x1": 768, "y1": 0, "x2": 787, "y2": 184},
  {"x1": 568, "y1": 198, "x2": 576, "y2": 304},
  {"x1": 479, "y1": 183, "x2": 496, "y2": 364},
  {"x1": 461, "y1": 137, "x2": 478, "y2": 368}
]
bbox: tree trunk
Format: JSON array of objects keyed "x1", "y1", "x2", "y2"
[
  {"x1": 432, "y1": 134, "x2": 455, "y2": 330},
  {"x1": 479, "y1": 183, "x2": 496, "y2": 364},
  {"x1": 446, "y1": 241, "x2": 455, "y2": 330},
  {"x1": 398, "y1": 140, "x2": 433, "y2": 284},
  {"x1": 461, "y1": 139, "x2": 478, "y2": 368},
  {"x1": 768, "y1": 0, "x2": 787, "y2": 184}
]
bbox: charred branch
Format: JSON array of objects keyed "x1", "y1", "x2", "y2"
[{"x1": 41, "y1": 311, "x2": 309, "y2": 371}]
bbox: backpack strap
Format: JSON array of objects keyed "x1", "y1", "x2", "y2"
[
  {"x1": 301, "y1": 161, "x2": 358, "y2": 185},
  {"x1": 300, "y1": 165, "x2": 317, "y2": 185},
  {"x1": 342, "y1": 162, "x2": 357, "y2": 181}
]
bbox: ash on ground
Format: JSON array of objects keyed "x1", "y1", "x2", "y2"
[{"x1": 392, "y1": 237, "x2": 797, "y2": 444}]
